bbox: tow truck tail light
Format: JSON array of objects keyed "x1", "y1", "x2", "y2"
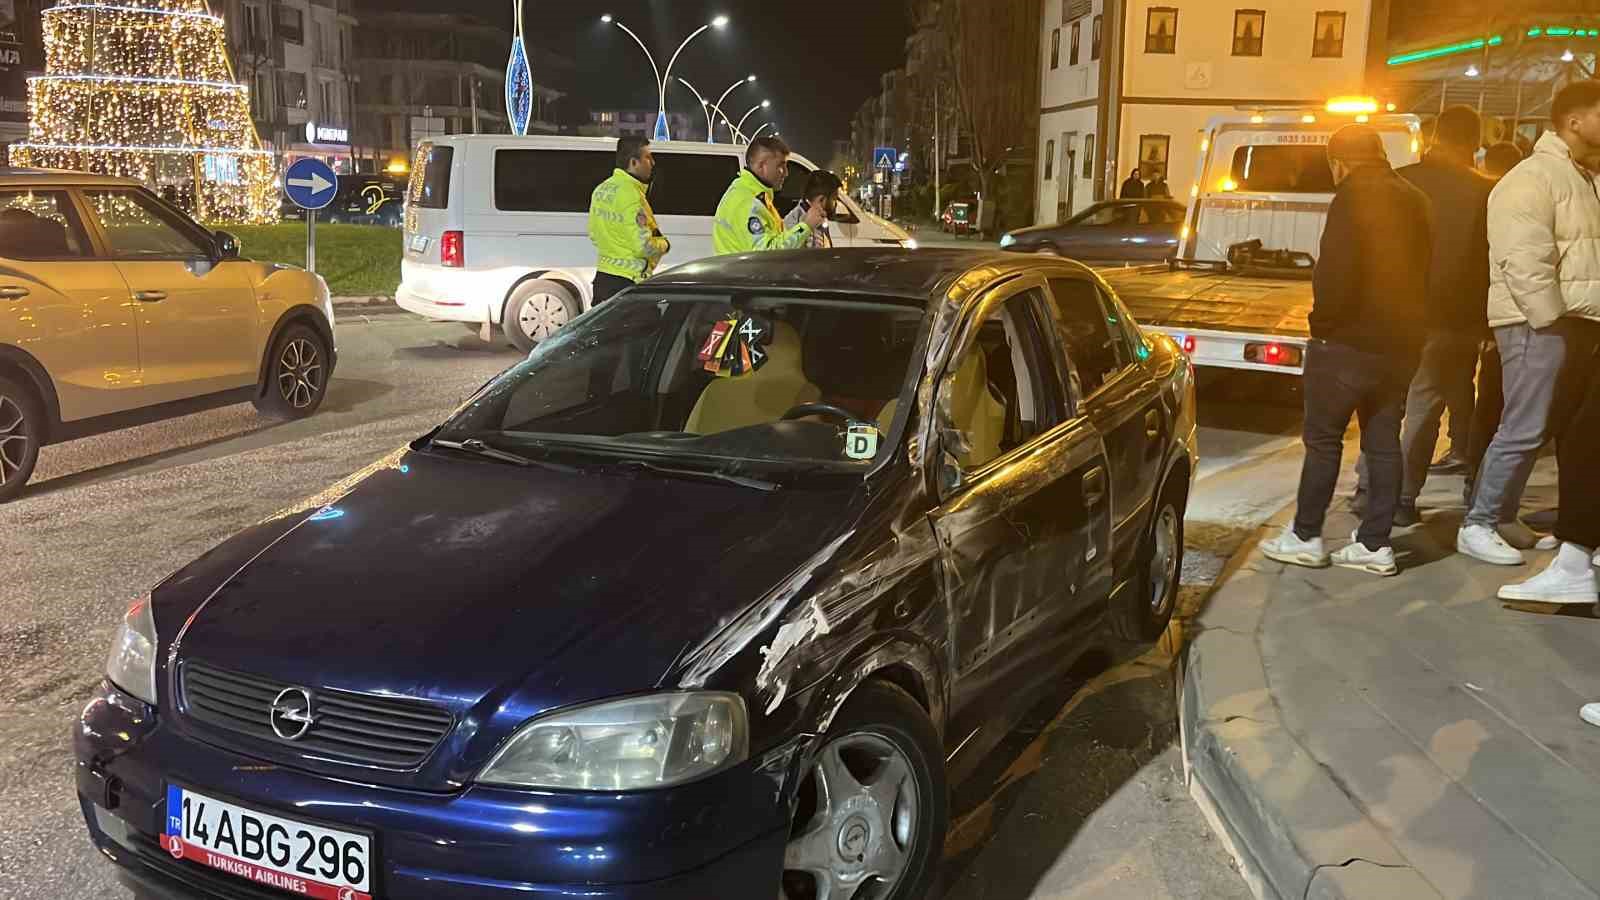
[
  {"x1": 1244, "y1": 341, "x2": 1303, "y2": 367},
  {"x1": 441, "y1": 230, "x2": 464, "y2": 268},
  {"x1": 1181, "y1": 335, "x2": 1197, "y2": 354}
]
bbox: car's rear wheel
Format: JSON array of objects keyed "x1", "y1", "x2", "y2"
[
  {"x1": 254, "y1": 324, "x2": 330, "y2": 419},
  {"x1": 0, "y1": 374, "x2": 41, "y2": 503},
  {"x1": 502, "y1": 280, "x2": 580, "y2": 352},
  {"x1": 781, "y1": 681, "x2": 946, "y2": 900},
  {"x1": 1112, "y1": 473, "x2": 1188, "y2": 642}
]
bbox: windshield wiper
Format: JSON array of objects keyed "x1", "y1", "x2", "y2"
[
  {"x1": 431, "y1": 438, "x2": 579, "y2": 473},
  {"x1": 605, "y1": 458, "x2": 779, "y2": 492}
]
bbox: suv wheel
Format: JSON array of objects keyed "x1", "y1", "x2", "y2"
[
  {"x1": 0, "y1": 374, "x2": 42, "y2": 503},
  {"x1": 781, "y1": 681, "x2": 947, "y2": 900},
  {"x1": 254, "y1": 324, "x2": 330, "y2": 419},
  {"x1": 502, "y1": 279, "x2": 580, "y2": 353}
]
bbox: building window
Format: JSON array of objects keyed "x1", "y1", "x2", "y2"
[
  {"x1": 1069, "y1": 21, "x2": 1081, "y2": 66},
  {"x1": 251, "y1": 71, "x2": 270, "y2": 119},
  {"x1": 320, "y1": 80, "x2": 336, "y2": 119},
  {"x1": 1083, "y1": 133, "x2": 1095, "y2": 179},
  {"x1": 1313, "y1": 11, "x2": 1346, "y2": 58},
  {"x1": 1145, "y1": 7, "x2": 1177, "y2": 54},
  {"x1": 1050, "y1": 28, "x2": 1061, "y2": 69},
  {"x1": 1232, "y1": 10, "x2": 1265, "y2": 56},
  {"x1": 277, "y1": 5, "x2": 303, "y2": 45},
  {"x1": 1091, "y1": 15, "x2": 1103, "y2": 60},
  {"x1": 242, "y1": 4, "x2": 267, "y2": 51},
  {"x1": 597, "y1": 111, "x2": 615, "y2": 124},
  {"x1": 1044, "y1": 139, "x2": 1056, "y2": 180},
  {"x1": 279, "y1": 71, "x2": 308, "y2": 110},
  {"x1": 1139, "y1": 134, "x2": 1171, "y2": 181}
]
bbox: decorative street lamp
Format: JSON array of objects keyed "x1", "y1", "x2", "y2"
[
  {"x1": 601, "y1": 13, "x2": 729, "y2": 141},
  {"x1": 505, "y1": 0, "x2": 534, "y2": 135},
  {"x1": 711, "y1": 74, "x2": 757, "y2": 143},
  {"x1": 677, "y1": 74, "x2": 757, "y2": 143},
  {"x1": 749, "y1": 122, "x2": 777, "y2": 141},
  {"x1": 733, "y1": 99, "x2": 771, "y2": 144}
]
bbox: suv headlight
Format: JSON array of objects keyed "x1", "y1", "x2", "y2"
[
  {"x1": 477, "y1": 692, "x2": 747, "y2": 791},
  {"x1": 105, "y1": 593, "x2": 158, "y2": 705}
]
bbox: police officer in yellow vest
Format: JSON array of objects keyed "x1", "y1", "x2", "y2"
[
  {"x1": 588, "y1": 136, "x2": 670, "y2": 305},
  {"x1": 713, "y1": 136, "x2": 826, "y2": 255}
]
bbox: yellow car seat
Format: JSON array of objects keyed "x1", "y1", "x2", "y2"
[{"x1": 685, "y1": 322, "x2": 821, "y2": 434}]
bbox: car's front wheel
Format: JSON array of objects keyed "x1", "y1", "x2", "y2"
[
  {"x1": 782, "y1": 680, "x2": 947, "y2": 900},
  {"x1": 254, "y1": 324, "x2": 330, "y2": 419},
  {"x1": 502, "y1": 279, "x2": 580, "y2": 352},
  {"x1": 0, "y1": 374, "x2": 42, "y2": 503}
]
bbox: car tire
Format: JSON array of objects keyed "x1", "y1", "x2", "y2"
[
  {"x1": 501, "y1": 279, "x2": 580, "y2": 353},
  {"x1": 253, "y1": 324, "x2": 330, "y2": 419},
  {"x1": 781, "y1": 680, "x2": 948, "y2": 900},
  {"x1": 0, "y1": 374, "x2": 42, "y2": 503},
  {"x1": 1112, "y1": 473, "x2": 1188, "y2": 642}
]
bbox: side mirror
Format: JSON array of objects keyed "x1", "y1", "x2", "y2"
[{"x1": 213, "y1": 230, "x2": 241, "y2": 260}]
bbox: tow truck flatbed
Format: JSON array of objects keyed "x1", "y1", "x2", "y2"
[{"x1": 1100, "y1": 265, "x2": 1312, "y2": 375}]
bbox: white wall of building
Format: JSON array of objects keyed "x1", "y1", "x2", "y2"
[
  {"x1": 1115, "y1": 0, "x2": 1373, "y2": 200},
  {"x1": 1036, "y1": 0, "x2": 1107, "y2": 225}
]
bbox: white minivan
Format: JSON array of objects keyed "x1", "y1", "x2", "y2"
[{"x1": 397, "y1": 135, "x2": 915, "y2": 350}]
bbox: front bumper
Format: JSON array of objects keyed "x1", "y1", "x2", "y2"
[{"x1": 76, "y1": 682, "x2": 795, "y2": 898}]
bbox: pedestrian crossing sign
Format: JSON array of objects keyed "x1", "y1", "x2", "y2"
[{"x1": 873, "y1": 147, "x2": 897, "y2": 169}]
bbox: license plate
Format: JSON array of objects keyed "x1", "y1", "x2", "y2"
[
  {"x1": 408, "y1": 234, "x2": 429, "y2": 253},
  {"x1": 162, "y1": 786, "x2": 373, "y2": 899}
]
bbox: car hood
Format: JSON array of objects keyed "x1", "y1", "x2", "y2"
[{"x1": 167, "y1": 447, "x2": 861, "y2": 788}]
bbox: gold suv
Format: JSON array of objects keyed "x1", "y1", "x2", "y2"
[{"x1": 0, "y1": 169, "x2": 337, "y2": 501}]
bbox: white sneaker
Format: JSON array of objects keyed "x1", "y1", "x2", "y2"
[
  {"x1": 1535, "y1": 534, "x2": 1560, "y2": 552},
  {"x1": 1496, "y1": 560, "x2": 1599, "y2": 604},
  {"x1": 1582, "y1": 703, "x2": 1600, "y2": 728},
  {"x1": 1458, "y1": 525, "x2": 1525, "y2": 566},
  {"x1": 1333, "y1": 532, "x2": 1398, "y2": 576},
  {"x1": 1261, "y1": 527, "x2": 1329, "y2": 568}
]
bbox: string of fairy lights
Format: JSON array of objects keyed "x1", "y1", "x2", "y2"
[{"x1": 7, "y1": 0, "x2": 278, "y2": 223}]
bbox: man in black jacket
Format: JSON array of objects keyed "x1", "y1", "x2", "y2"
[
  {"x1": 1353, "y1": 106, "x2": 1492, "y2": 524},
  {"x1": 1262, "y1": 124, "x2": 1433, "y2": 576}
]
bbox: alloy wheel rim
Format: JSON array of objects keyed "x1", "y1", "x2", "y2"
[
  {"x1": 1150, "y1": 505, "x2": 1180, "y2": 614},
  {"x1": 518, "y1": 294, "x2": 570, "y2": 343},
  {"x1": 277, "y1": 338, "x2": 323, "y2": 410},
  {"x1": 783, "y1": 732, "x2": 918, "y2": 900},
  {"x1": 0, "y1": 394, "x2": 28, "y2": 486}
]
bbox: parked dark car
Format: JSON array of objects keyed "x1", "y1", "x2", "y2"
[
  {"x1": 279, "y1": 174, "x2": 404, "y2": 226},
  {"x1": 1000, "y1": 199, "x2": 1187, "y2": 263},
  {"x1": 79, "y1": 249, "x2": 1197, "y2": 899}
]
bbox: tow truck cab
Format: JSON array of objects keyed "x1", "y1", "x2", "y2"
[{"x1": 1101, "y1": 100, "x2": 1422, "y2": 376}]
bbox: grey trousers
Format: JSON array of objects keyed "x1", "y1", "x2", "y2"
[
  {"x1": 1463, "y1": 322, "x2": 1567, "y2": 529},
  {"x1": 1354, "y1": 331, "x2": 1481, "y2": 505}
]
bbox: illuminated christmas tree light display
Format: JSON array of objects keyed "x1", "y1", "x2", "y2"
[{"x1": 8, "y1": 0, "x2": 277, "y2": 223}]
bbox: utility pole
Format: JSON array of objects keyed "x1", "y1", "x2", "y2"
[{"x1": 933, "y1": 82, "x2": 941, "y2": 217}]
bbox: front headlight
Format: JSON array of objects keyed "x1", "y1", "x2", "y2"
[
  {"x1": 902, "y1": 238, "x2": 919, "y2": 250},
  {"x1": 105, "y1": 593, "x2": 158, "y2": 705},
  {"x1": 999, "y1": 233, "x2": 1016, "y2": 248},
  {"x1": 478, "y1": 692, "x2": 747, "y2": 791}
]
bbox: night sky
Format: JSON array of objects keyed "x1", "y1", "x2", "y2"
[{"x1": 461, "y1": 0, "x2": 912, "y2": 160}]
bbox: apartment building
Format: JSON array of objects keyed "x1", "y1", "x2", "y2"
[
  {"x1": 216, "y1": 0, "x2": 359, "y2": 171},
  {"x1": 579, "y1": 110, "x2": 703, "y2": 142},
  {"x1": 1035, "y1": 0, "x2": 1379, "y2": 224}
]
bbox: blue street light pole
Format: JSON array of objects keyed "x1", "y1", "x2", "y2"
[{"x1": 601, "y1": 14, "x2": 728, "y2": 142}]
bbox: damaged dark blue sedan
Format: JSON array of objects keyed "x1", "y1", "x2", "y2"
[{"x1": 79, "y1": 249, "x2": 1197, "y2": 900}]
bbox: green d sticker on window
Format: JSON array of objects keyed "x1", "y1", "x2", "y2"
[{"x1": 845, "y1": 424, "x2": 880, "y2": 460}]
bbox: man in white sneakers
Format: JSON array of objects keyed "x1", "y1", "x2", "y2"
[
  {"x1": 1462, "y1": 82, "x2": 1600, "y2": 601},
  {"x1": 1261, "y1": 126, "x2": 1433, "y2": 576}
]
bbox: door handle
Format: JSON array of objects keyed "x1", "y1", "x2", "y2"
[
  {"x1": 1083, "y1": 466, "x2": 1107, "y2": 507},
  {"x1": 133, "y1": 290, "x2": 167, "y2": 303},
  {"x1": 0, "y1": 286, "x2": 28, "y2": 300},
  {"x1": 1145, "y1": 409, "x2": 1161, "y2": 440}
]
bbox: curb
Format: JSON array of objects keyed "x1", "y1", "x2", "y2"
[
  {"x1": 1178, "y1": 506, "x2": 1441, "y2": 900},
  {"x1": 331, "y1": 296, "x2": 407, "y2": 317}
]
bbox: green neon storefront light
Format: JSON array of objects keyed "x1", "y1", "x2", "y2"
[{"x1": 1386, "y1": 35, "x2": 1503, "y2": 66}]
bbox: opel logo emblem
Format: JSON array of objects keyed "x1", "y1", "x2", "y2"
[{"x1": 270, "y1": 687, "x2": 316, "y2": 740}]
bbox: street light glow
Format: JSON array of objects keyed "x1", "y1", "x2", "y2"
[
  {"x1": 600, "y1": 14, "x2": 612, "y2": 23},
  {"x1": 762, "y1": 99, "x2": 771, "y2": 108},
  {"x1": 712, "y1": 15, "x2": 730, "y2": 28},
  {"x1": 746, "y1": 74, "x2": 757, "y2": 82}
]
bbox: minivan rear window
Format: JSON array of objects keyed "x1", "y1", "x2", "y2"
[
  {"x1": 1227, "y1": 145, "x2": 1335, "y2": 193},
  {"x1": 410, "y1": 144, "x2": 454, "y2": 209},
  {"x1": 496, "y1": 149, "x2": 613, "y2": 212},
  {"x1": 649, "y1": 153, "x2": 738, "y2": 216}
]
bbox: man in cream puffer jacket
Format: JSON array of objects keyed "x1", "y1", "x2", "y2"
[{"x1": 1465, "y1": 82, "x2": 1600, "y2": 615}]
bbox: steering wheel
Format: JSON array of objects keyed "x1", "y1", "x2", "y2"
[{"x1": 780, "y1": 402, "x2": 867, "y2": 427}]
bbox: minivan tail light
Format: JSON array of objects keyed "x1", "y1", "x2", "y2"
[{"x1": 440, "y1": 230, "x2": 464, "y2": 268}]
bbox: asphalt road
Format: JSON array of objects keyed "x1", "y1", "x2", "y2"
[{"x1": 0, "y1": 316, "x2": 1304, "y2": 899}]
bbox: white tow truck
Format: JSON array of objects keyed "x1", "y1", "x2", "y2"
[{"x1": 1100, "y1": 98, "x2": 1423, "y2": 375}]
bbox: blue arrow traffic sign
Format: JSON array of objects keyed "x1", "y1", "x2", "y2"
[
  {"x1": 284, "y1": 157, "x2": 338, "y2": 211},
  {"x1": 873, "y1": 147, "x2": 897, "y2": 169}
]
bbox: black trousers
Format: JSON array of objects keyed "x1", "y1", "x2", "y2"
[
  {"x1": 591, "y1": 272, "x2": 636, "y2": 306},
  {"x1": 1294, "y1": 340, "x2": 1418, "y2": 550},
  {"x1": 1551, "y1": 319, "x2": 1600, "y2": 550},
  {"x1": 1466, "y1": 338, "x2": 1503, "y2": 483}
]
